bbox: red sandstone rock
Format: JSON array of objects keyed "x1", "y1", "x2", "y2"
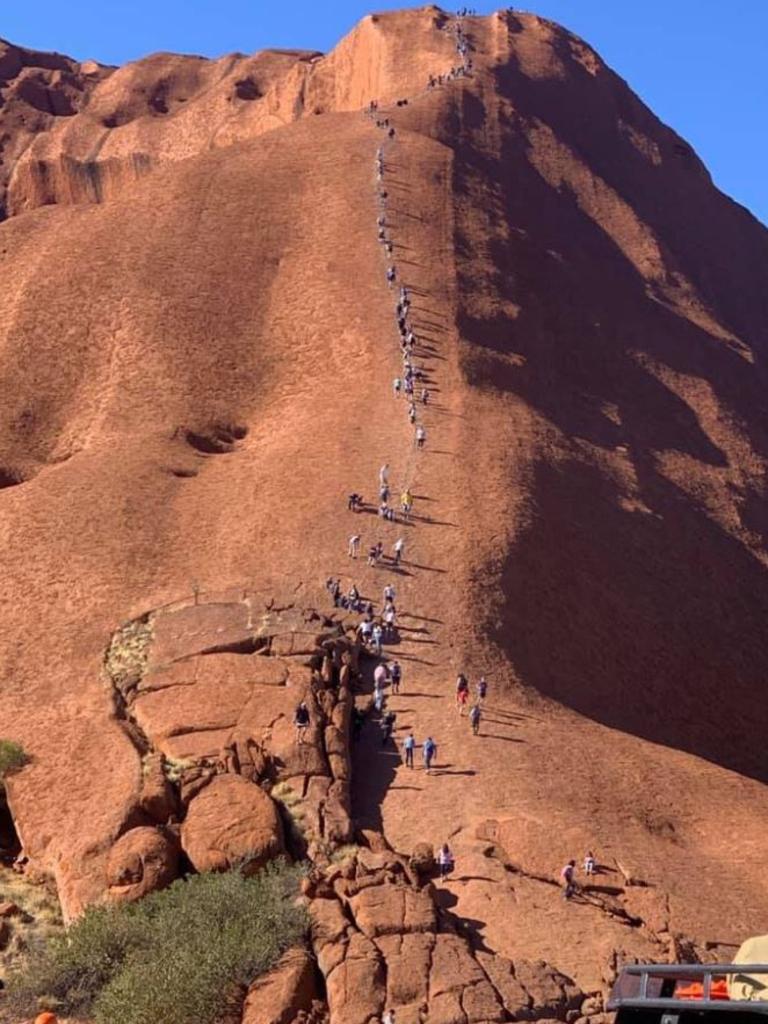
[
  {"x1": 0, "y1": 11, "x2": 767, "y2": 1020},
  {"x1": 310, "y1": 897, "x2": 350, "y2": 977},
  {"x1": 139, "y1": 752, "x2": 177, "y2": 823},
  {"x1": 348, "y1": 883, "x2": 436, "y2": 938},
  {"x1": 428, "y1": 934, "x2": 505, "y2": 1024},
  {"x1": 476, "y1": 952, "x2": 531, "y2": 1019},
  {"x1": 181, "y1": 775, "x2": 284, "y2": 874},
  {"x1": 106, "y1": 826, "x2": 178, "y2": 903},
  {"x1": 513, "y1": 960, "x2": 584, "y2": 1021},
  {"x1": 325, "y1": 932, "x2": 384, "y2": 1024},
  {"x1": 242, "y1": 947, "x2": 318, "y2": 1024}
]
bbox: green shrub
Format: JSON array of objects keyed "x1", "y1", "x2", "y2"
[
  {"x1": 0, "y1": 739, "x2": 28, "y2": 779},
  {"x1": 8, "y1": 861, "x2": 307, "y2": 1024}
]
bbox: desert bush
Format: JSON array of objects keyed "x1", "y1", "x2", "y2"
[
  {"x1": 8, "y1": 861, "x2": 306, "y2": 1024},
  {"x1": 0, "y1": 739, "x2": 28, "y2": 779}
]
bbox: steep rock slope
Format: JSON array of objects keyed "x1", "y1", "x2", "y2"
[{"x1": 1, "y1": 5, "x2": 768, "y2": 1018}]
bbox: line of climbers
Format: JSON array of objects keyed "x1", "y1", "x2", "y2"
[
  {"x1": 320, "y1": 8, "x2": 475, "y2": 689},
  {"x1": 295, "y1": 16, "x2": 484, "y2": 935}
]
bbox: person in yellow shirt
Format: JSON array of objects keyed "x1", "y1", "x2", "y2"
[{"x1": 400, "y1": 489, "x2": 413, "y2": 521}]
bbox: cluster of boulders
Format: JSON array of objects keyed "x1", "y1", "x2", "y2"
[
  {"x1": 104, "y1": 594, "x2": 361, "y2": 902},
  {"x1": 302, "y1": 832, "x2": 610, "y2": 1024},
  {"x1": 102, "y1": 594, "x2": 619, "y2": 1024}
]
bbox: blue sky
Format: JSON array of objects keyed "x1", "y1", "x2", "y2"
[{"x1": 3, "y1": 1, "x2": 765, "y2": 224}]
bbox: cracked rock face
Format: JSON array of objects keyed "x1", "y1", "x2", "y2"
[
  {"x1": 307, "y1": 835, "x2": 593, "y2": 1024},
  {"x1": 101, "y1": 593, "x2": 357, "y2": 900},
  {"x1": 181, "y1": 774, "x2": 284, "y2": 874}
]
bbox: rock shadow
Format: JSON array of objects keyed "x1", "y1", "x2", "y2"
[{"x1": 492, "y1": 458, "x2": 768, "y2": 782}]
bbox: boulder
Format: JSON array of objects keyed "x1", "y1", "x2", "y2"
[
  {"x1": 580, "y1": 994, "x2": 604, "y2": 1017},
  {"x1": 328, "y1": 752, "x2": 350, "y2": 782},
  {"x1": 0, "y1": 901, "x2": 22, "y2": 918},
  {"x1": 0, "y1": 918, "x2": 9, "y2": 949},
  {"x1": 357, "y1": 848, "x2": 401, "y2": 874},
  {"x1": 324, "y1": 725, "x2": 346, "y2": 757},
  {"x1": 513, "y1": 959, "x2": 584, "y2": 1021},
  {"x1": 181, "y1": 775, "x2": 284, "y2": 874},
  {"x1": 242, "y1": 947, "x2": 317, "y2": 1024},
  {"x1": 271, "y1": 631, "x2": 327, "y2": 658},
  {"x1": 348, "y1": 883, "x2": 436, "y2": 938},
  {"x1": 179, "y1": 764, "x2": 215, "y2": 806},
  {"x1": 410, "y1": 842, "x2": 435, "y2": 878},
  {"x1": 359, "y1": 829, "x2": 392, "y2": 853},
  {"x1": 309, "y1": 897, "x2": 350, "y2": 977},
  {"x1": 139, "y1": 753, "x2": 177, "y2": 822},
  {"x1": 106, "y1": 826, "x2": 178, "y2": 903}
]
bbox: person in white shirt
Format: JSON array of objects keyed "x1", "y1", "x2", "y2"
[{"x1": 393, "y1": 537, "x2": 405, "y2": 564}]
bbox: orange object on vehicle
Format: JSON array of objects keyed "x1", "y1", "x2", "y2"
[
  {"x1": 674, "y1": 979, "x2": 730, "y2": 1001},
  {"x1": 34, "y1": 1013, "x2": 59, "y2": 1024}
]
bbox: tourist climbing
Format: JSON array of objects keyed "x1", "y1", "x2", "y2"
[
  {"x1": 438, "y1": 843, "x2": 455, "y2": 878},
  {"x1": 402, "y1": 731, "x2": 415, "y2": 767},
  {"x1": 469, "y1": 702, "x2": 481, "y2": 734},
  {"x1": 294, "y1": 702, "x2": 310, "y2": 744}
]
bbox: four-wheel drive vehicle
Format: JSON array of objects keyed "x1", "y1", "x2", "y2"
[{"x1": 608, "y1": 937, "x2": 768, "y2": 1022}]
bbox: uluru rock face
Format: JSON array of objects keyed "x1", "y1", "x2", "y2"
[
  {"x1": 0, "y1": 39, "x2": 113, "y2": 219},
  {"x1": 2, "y1": 5, "x2": 768, "y2": 1021}
]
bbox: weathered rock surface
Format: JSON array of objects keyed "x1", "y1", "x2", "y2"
[
  {"x1": 181, "y1": 775, "x2": 284, "y2": 873},
  {"x1": 242, "y1": 947, "x2": 318, "y2": 1024},
  {"x1": 139, "y1": 752, "x2": 177, "y2": 823},
  {"x1": 308, "y1": 840, "x2": 512, "y2": 1024},
  {"x1": 106, "y1": 826, "x2": 178, "y2": 902}
]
